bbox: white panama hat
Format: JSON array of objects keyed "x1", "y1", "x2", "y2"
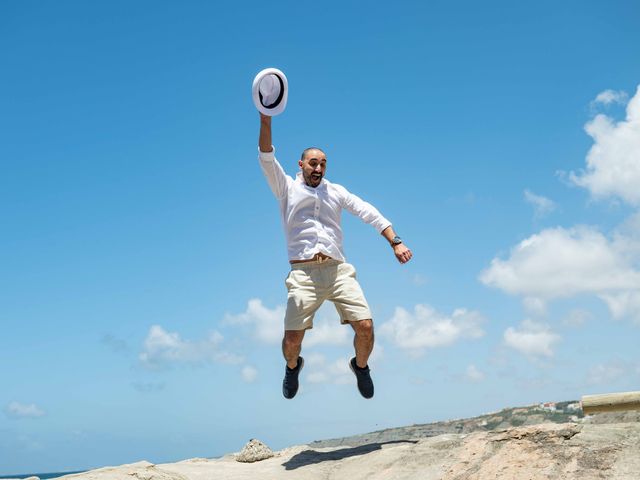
[{"x1": 252, "y1": 68, "x2": 288, "y2": 116}]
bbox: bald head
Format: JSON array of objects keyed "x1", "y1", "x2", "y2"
[
  {"x1": 298, "y1": 147, "x2": 327, "y2": 188},
  {"x1": 300, "y1": 147, "x2": 326, "y2": 162}
]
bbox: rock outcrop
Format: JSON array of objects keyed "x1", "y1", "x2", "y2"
[{"x1": 235, "y1": 439, "x2": 274, "y2": 463}]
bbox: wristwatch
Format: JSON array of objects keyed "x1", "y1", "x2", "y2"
[{"x1": 391, "y1": 236, "x2": 402, "y2": 246}]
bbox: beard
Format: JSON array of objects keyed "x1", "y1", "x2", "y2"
[{"x1": 304, "y1": 171, "x2": 323, "y2": 187}]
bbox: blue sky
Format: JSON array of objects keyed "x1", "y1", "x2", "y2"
[{"x1": 2, "y1": 0, "x2": 640, "y2": 474}]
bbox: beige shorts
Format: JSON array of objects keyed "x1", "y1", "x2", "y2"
[{"x1": 284, "y1": 259, "x2": 373, "y2": 330}]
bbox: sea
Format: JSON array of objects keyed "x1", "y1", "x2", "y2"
[{"x1": 0, "y1": 471, "x2": 86, "y2": 479}]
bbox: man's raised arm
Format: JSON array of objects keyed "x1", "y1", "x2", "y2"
[
  {"x1": 259, "y1": 113, "x2": 273, "y2": 153},
  {"x1": 257, "y1": 114, "x2": 288, "y2": 199}
]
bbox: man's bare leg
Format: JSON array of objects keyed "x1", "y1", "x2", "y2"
[
  {"x1": 350, "y1": 319, "x2": 374, "y2": 368},
  {"x1": 282, "y1": 329, "x2": 305, "y2": 368}
]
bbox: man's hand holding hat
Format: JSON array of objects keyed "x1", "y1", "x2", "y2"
[{"x1": 252, "y1": 68, "x2": 288, "y2": 116}]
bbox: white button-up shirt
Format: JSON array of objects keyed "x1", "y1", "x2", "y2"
[{"x1": 259, "y1": 147, "x2": 391, "y2": 262}]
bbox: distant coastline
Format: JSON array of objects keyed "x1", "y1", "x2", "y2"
[{"x1": 1, "y1": 471, "x2": 85, "y2": 480}]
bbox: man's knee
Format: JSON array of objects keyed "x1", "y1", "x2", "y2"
[{"x1": 352, "y1": 319, "x2": 374, "y2": 338}]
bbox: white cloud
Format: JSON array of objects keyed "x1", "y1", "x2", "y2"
[
  {"x1": 223, "y1": 298, "x2": 284, "y2": 345},
  {"x1": 481, "y1": 224, "x2": 640, "y2": 323},
  {"x1": 370, "y1": 343, "x2": 384, "y2": 362},
  {"x1": 304, "y1": 352, "x2": 328, "y2": 367},
  {"x1": 570, "y1": 85, "x2": 640, "y2": 206},
  {"x1": 524, "y1": 190, "x2": 556, "y2": 218},
  {"x1": 5, "y1": 402, "x2": 45, "y2": 419},
  {"x1": 592, "y1": 89, "x2": 628, "y2": 106},
  {"x1": 599, "y1": 290, "x2": 640, "y2": 325},
  {"x1": 585, "y1": 361, "x2": 628, "y2": 386},
  {"x1": 306, "y1": 371, "x2": 330, "y2": 384},
  {"x1": 224, "y1": 299, "x2": 351, "y2": 347},
  {"x1": 303, "y1": 346, "x2": 383, "y2": 385},
  {"x1": 562, "y1": 309, "x2": 592, "y2": 328},
  {"x1": 307, "y1": 356, "x2": 353, "y2": 385},
  {"x1": 480, "y1": 226, "x2": 640, "y2": 300},
  {"x1": 241, "y1": 365, "x2": 258, "y2": 383},
  {"x1": 330, "y1": 360, "x2": 354, "y2": 385},
  {"x1": 504, "y1": 319, "x2": 560, "y2": 359},
  {"x1": 305, "y1": 317, "x2": 350, "y2": 347},
  {"x1": 139, "y1": 325, "x2": 243, "y2": 369},
  {"x1": 523, "y1": 297, "x2": 547, "y2": 316},
  {"x1": 465, "y1": 364, "x2": 485, "y2": 382},
  {"x1": 614, "y1": 212, "x2": 640, "y2": 258},
  {"x1": 378, "y1": 304, "x2": 484, "y2": 355}
]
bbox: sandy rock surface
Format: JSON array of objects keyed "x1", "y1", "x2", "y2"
[{"x1": 55, "y1": 423, "x2": 640, "y2": 480}]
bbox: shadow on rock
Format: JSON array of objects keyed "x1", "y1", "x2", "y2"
[{"x1": 282, "y1": 440, "x2": 418, "y2": 470}]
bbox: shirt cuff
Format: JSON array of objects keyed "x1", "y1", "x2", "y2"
[
  {"x1": 258, "y1": 145, "x2": 276, "y2": 161},
  {"x1": 376, "y1": 221, "x2": 392, "y2": 234}
]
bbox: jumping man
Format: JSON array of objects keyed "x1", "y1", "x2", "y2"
[{"x1": 258, "y1": 113, "x2": 413, "y2": 399}]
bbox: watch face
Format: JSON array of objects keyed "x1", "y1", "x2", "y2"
[{"x1": 392, "y1": 236, "x2": 402, "y2": 245}]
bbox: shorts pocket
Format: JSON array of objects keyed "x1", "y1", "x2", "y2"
[
  {"x1": 340, "y1": 262, "x2": 357, "y2": 278},
  {"x1": 286, "y1": 269, "x2": 312, "y2": 290}
]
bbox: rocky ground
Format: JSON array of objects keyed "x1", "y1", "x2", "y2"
[
  {"x1": 51, "y1": 422, "x2": 640, "y2": 479},
  {"x1": 12, "y1": 405, "x2": 640, "y2": 480}
]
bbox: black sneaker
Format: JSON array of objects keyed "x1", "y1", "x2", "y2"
[
  {"x1": 349, "y1": 357, "x2": 374, "y2": 399},
  {"x1": 282, "y1": 356, "x2": 304, "y2": 399}
]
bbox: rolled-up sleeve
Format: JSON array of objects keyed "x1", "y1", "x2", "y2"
[
  {"x1": 336, "y1": 185, "x2": 391, "y2": 233},
  {"x1": 258, "y1": 146, "x2": 289, "y2": 199}
]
